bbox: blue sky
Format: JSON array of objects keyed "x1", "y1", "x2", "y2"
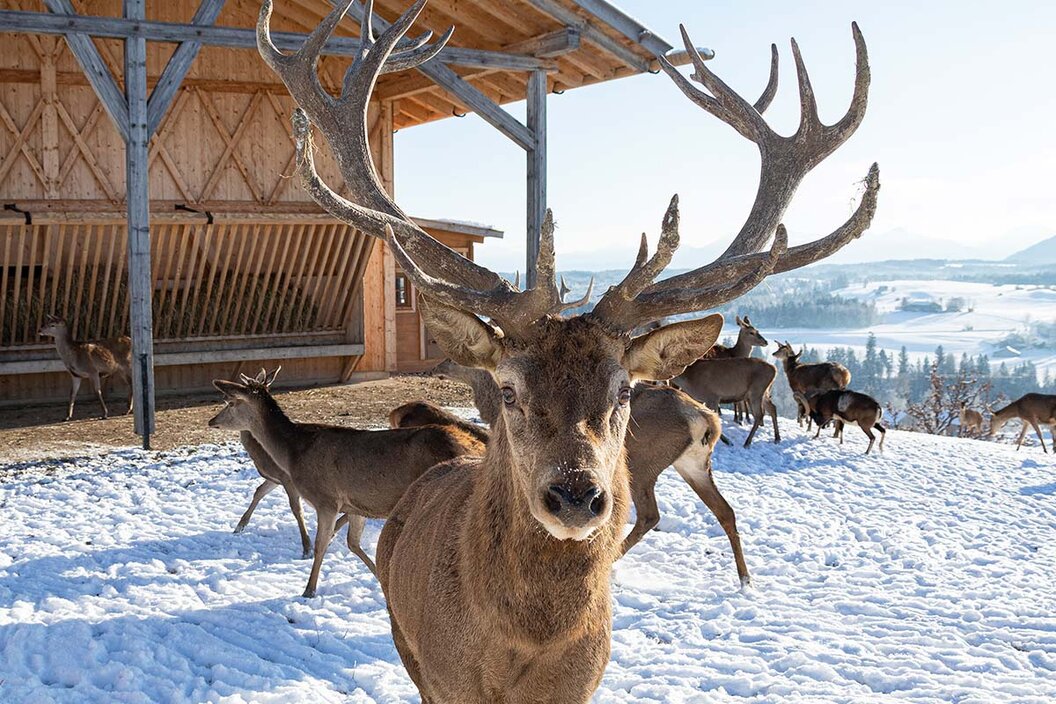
[{"x1": 392, "y1": 1, "x2": 1056, "y2": 272}]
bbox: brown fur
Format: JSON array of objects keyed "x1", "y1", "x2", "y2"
[
  {"x1": 802, "y1": 389, "x2": 886, "y2": 454},
  {"x1": 388, "y1": 401, "x2": 490, "y2": 446},
  {"x1": 209, "y1": 376, "x2": 483, "y2": 597},
  {"x1": 425, "y1": 363, "x2": 750, "y2": 585},
  {"x1": 958, "y1": 403, "x2": 984, "y2": 437},
  {"x1": 702, "y1": 315, "x2": 768, "y2": 423},
  {"x1": 773, "y1": 342, "x2": 851, "y2": 429},
  {"x1": 39, "y1": 315, "x2": 132, "y2": 421},
  {"x1": 990, "y1": 393, "x2": 1056, "y2": 452},
  {"x1": 674, "y1": 357, "x2": 780, "y2": 448}
]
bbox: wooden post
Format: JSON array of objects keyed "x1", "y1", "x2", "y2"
[
  {"x1": 526, "y1": 70, "x2": 547, "y2": 289},
  {"x1": 124, "y1": 0, "x2": 155, "y2": 447}
]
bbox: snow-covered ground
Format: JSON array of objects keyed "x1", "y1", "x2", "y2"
[
  {"x1": 763, "y1": 279, "x2": 1056, "y2": 375},
  {"x1": 2, "y1": 417, "x2": 1056, "y2": 702}
]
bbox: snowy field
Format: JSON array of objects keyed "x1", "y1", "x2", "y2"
[
  {"x1": 762, "y1": 279, "x2": 1056, "y2": 375},
  {"x1": 2, "y1": 417, "x2": 1056, "y2": 702}
]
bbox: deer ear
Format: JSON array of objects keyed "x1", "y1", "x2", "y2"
[
  {"x1": 419, "y1": 296, "x2": 503, "y2": 371},
  {"x1": 735, "y1": 315, "x2": 743, "y2": 326},
  {"x1": 624, "y1": 313, "x2": 724, "y2": 382}
]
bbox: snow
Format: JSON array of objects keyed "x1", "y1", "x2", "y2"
[
  {"x1": 2, "y1": 417, "x2": 1056, "y2": 702},
  {"x1": 767, "y1": 279, "x2": 1056, "y2": 375}
]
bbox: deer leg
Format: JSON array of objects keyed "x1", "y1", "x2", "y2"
[
  {"x1": 743, "y1": 397, "x2": 764, "y2": 448},
  {"x1": 66, "y1": 375, "x2": 82, "y2": 421},
  {"x1": 673, "y1": 458, "x2": 750, "y2": 587},
  {"x1": 283, "y1": 485, "x2": 313, "y2": 560},
  {"x1": 345, "y1": 513, "x2": 378, "y2": 577},
  {"x1": 123, "y1": 370, "x2": 134, "y2": 416},
  {"x1": 303, "y1": 507, "x2": 338, "y2": 598},
  {"x1": 620, "y1": 480, "x2": 660, "y2": 557},
  {"x1": 235, "y1": 480, "x2": 278, "y2": 533},
  {"x1": 388, "y1": 603, "x2": 434, "y2": 702},
  {"x1": 1030, "y1": 420, "x2": 1048, "y2": 453},
  {"x1": 766, "y1": 396, "x2": 780, "y2": 443},
  {"x1": 862, "y1": 425, "x2": 876, "y2": 454},
  {"x1": 1016, "y1": 423, "x2": 1028, "y2": 451},
  {"x1": 875, "y1": 423, "x2": 886, "y2": 452},
  {"x1": 833, "y1": 419, "x2": 843, "y2": 438},
  {"x1": 89, "y1": 373, "x2": 108, "y2": 419},
  {"x1": 813, "y1": 422, "x2": 823, "y2": 440}
]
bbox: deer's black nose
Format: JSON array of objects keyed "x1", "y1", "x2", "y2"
[{"x1": 544, "y1": 483, "x2": 606, "y2": 517}]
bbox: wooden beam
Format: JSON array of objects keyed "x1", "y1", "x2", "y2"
[
  {"x1": 525, "y1": 70, "x2": 546, "y2": 290},
  {"x1": 0, "y1": 344, "x2": 368, "y2": 375},
  {"x1": 504, "y1": 27, "x2": 581, "y2": 58},
  {"x1": 567, "y1": 0, "x2": 715, "y2": 64},
  {"x1": 146, "y1": 0, "x2": 226, "y2": 136},
  {"x1": 0, "y1": 9, "x2": 557, "y2": 72},
  {"x1": 123, "y1": 0, "x2": 156, "y2": 446},
  {"x1": 522, "y1": 0, "x2": 650, "y2": 74},
  {"x1": 40, "y1": 0, "x2": 129, "y2": 141}
]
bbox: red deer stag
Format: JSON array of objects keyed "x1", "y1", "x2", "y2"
[
  {"x1": 774, "y1": 341, "x2": 851, "y2": 429},
  {"x1": 38, "y1": 315, "x2": 133, "y2": 421},
  {"x1": 424, "y1": 362, "x2": 750, "y2": 584},
  {"x1": 799, "y1": 389, "x2": 886, "y2": 454},
  {"x1": 208, "y1": 370, "x2": 483, "y2": 597},
  {"x1": 258, "y1": 0, "x2": 876, "y2": 698},
  {"x1": 989, "y1": 393, "x2": 1056, "y2": 452}
]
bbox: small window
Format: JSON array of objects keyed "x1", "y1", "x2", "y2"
[{"x1": 395, "y1": 272, "x2": 414, "y2": 309}]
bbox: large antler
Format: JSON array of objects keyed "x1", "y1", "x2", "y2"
[
  {"x1": 590, "y1": 22, "x2": 879, "y2": 332},
  {"x1": 259, "y1": 0, "x2": 566, "y2": 335}
]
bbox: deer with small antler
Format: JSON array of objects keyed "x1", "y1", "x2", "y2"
[{"x1": 258, "y1": 0, "x2": 877, "y2": 698}]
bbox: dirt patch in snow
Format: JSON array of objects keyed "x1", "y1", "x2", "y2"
[{"x1": 0, "y1": 374, "x2": 473, "y2": 464}]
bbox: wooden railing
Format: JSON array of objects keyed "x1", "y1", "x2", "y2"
[{"x1": 0, "y1": 217, "x2": 373, "y2": 350}]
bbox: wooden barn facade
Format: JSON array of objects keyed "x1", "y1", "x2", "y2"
[{"x1": 0, "y1": 0, "x2": 700, "y2": 445}]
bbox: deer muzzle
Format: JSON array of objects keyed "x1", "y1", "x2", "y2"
[{"x1": 533, "y1": 469, "x2": 611, "y2": 541}]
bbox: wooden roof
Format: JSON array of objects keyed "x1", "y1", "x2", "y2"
[{"x1": 14, "y1": 0, "x2": 684, "y2": 131}]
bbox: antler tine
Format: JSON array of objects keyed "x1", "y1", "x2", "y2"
[
  {"x1": 552, "y1": 277, "x2": 595, "y2": 316},
  {"x1": 790, "y1": 38, "x2": 819, "y2": 127},
  {"x1": 773, "y1": 163, "x2": 880, "y2": 273},
  {"x1": 559, "y1": 276, "x2": 571, "y2": 300},
  {"x1": 753, "y1": 44, "x2": 779, "y2": 113},
  {"x1": 591, "y1": 195, "x2": 679, "y2": 324}
]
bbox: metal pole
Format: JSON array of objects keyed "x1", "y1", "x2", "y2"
[
  {"x1": 525, "y1": 69, "x2": 547, "y2": 290},
  {"x1": 124, "y1": 0, "x2": 155, "y2": 448}
]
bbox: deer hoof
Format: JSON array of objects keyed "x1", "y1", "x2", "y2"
[
  {"x1": 739, "y1": 575, "x2": 753, "y2": 589},
  {"x1": 302, "y1": 587, "x2": 316, "y2": 599},
  {"x1": 300, "y1": 550, "x2": 312, "y2": 560},
  {"x1": 232, "y1": 525, "x2": 246, "y2": 534}
]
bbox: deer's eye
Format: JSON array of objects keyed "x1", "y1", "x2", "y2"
[
  {"x1": 617, "y1": 387, "x2": 632, "y2": 407},
  {"x1": 501, "y1": 387, "x2": 517, "y2": 406}
]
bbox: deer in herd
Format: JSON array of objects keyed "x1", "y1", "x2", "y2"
[
  {"x1": 674, "y1": 357, "x2": 780, "y2": 447},
  {"x1": 696, "y1": 315, "x2": 769, "y2": 423},
  {"x1": 773, "y1": 341, "x2": 851, "y2": 430},
  {"x1": 258, "y1": 0, "x2": 876, "y2": 698},
  {"x1": 388, "y1": 400, "x2": 490, "y2": 446},
  {"x1": 989, "y1": 393, "x2": 1056, "y2": 452},
  {"x1": 798, "y1": 389, "x2": 886, "y2": 454},
  {"x1": 208, "y1": 368, "x2": 484, "y2": 597},
  {"x1": 38, "y1": 314, "x2": 133, "y2": 421},
  {"x1": 958, "y1": 401, "x2": 984, "y2": 437},
  {"x1": 428, "y1": 362, "x2": 750, "y2": 584}
]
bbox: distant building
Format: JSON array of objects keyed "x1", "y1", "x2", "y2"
[{"x1": 899, "y1": 295, "x2": 943, "y2": 313}]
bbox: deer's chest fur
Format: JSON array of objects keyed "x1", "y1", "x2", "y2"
[{"x1": 378, "y1": 459, "x2": 622, "y2": 704}]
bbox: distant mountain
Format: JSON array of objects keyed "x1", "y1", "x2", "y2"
[
  {"x1": 1006, "y1": 234, "x2": 1056, "y2": 264},
  {"x1": 821, "y1": 227, "x2": 993, "y2": 264}
]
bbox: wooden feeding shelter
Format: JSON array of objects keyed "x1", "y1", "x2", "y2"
[{"x1": 0, "y1": 0, "x2": 707, "y2": 447}]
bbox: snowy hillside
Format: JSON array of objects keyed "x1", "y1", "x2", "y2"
[
  {"x1": 772, "y1": 279, "x2": 1056, "y2": 375},
  {"x1": 1, "y1": 419, "x2": 1055, "y2": 702}
]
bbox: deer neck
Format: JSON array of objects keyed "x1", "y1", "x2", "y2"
[
  {"x1": 246, "y1": 399, "x2": 304, "y2": 473},
  {"x1": 460, "y1": 418, "x2": 628, "y2": 648},
  {"x1": 732, "y1": 329, "x2": 753, "y2": 357},
  {"x1": 50, "y1": 328, "x2": 79, "y2": 366}
]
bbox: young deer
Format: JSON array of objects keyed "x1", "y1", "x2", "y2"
[
  {"x1": 209, "y1": 371, "x2": 484, "y2": 597},
  {"x1": 958, "y1": 401, "x2": 984, "y2": 437},
  {"x1": 424, "y1": 365, "x2": 750, "y2": 584},
  {"x1": 259, "y1": 0, "x2": 876, "y2": 698},
  {"x1": 38, "y1": 315, "x2": 133, "y2": 421},
  {"x1": 388, "y1": 400, "x2": 490, "y2": 446},
  {"x1": 774, "y1": 341, "x2": 851, "y2": 430},
  {"x1": 800, "y1": 389, "x2": 886, "y2": 454},
  {"x1": 990, "y1": 393, "x2": 1056, "y2": 452},
  {"x1": 674, "y1": 357, "x2": 780, "y2": 448},
  {"x1": 703, "y1": 315, "x2": 769, "y2": 422}
]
